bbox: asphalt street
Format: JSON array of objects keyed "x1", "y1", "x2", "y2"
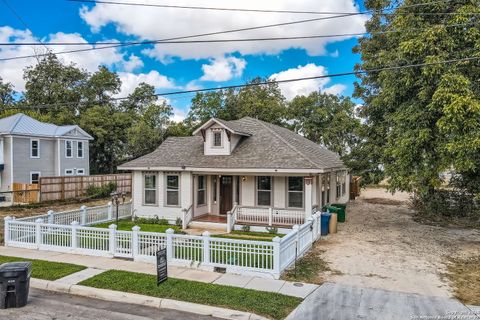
[{"x1": 0, "y1": 288, "x2": 221, "y2": 320}]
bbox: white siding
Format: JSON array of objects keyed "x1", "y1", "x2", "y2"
[
  {"x1": 240, "y1": 176, "x2": 255, "y2": 206},
  {"x1": 273, "y1": 176, "x2": 286, "y2": 208}
]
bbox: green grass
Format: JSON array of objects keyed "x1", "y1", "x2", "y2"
[
  {"x1": 92, "y1": 220, "x2": 183, "y2": 233},
  {"x1": 0, "y1": 255, "x2": 86, "y2": 281},
  {"x1": 80, "y1": 270, "x2": 301, "y2": 319},
  {"x1": 213, "y1": 231, "x2": 285, "y2": 242}
]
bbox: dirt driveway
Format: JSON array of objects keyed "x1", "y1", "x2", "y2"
[{"x1": 320, "y1": 188, "x2": 480, "y2": 298}]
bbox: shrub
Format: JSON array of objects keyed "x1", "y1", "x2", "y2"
[
  {"x1": 266, "y1": 226, "x2": 278, "y2": 234},
  {"x1": 132, "y1": 216, "x2": 171, "y2": 226},
  {"x1": 85, "y1": 182, "x2": 117, "y2": 199},
  {"x1": 175, "y1": 218, "x2": 183, "y2": 228},
  {"x1": 241, "y1": 225, "x2": 250, "y2": 232},
  {"x1": 412, "y1": 189, "x2": 479, "y2": 218}
]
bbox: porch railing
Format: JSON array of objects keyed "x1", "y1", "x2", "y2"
[
  {"x1": 236, "y1": 206, "x2": 305, "y2": 226},
  {"x1": 181, "y1": 204, "x2": 194, "y2": 229},
  {"x1": 226, "y1": 203, "x2": 238, "y2": 233}
]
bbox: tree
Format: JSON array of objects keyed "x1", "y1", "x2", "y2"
[
  {"x1": 288, "y1": 92, "x2": 361, "y2": 157},
  {"x1": 82, "y1": 66, "x2": 121, "y2": 107},
  {"x1": 354, "y1": 0, "x2": 480, "y2": 196},
  {"x1": 0, "y1": 77, "x2": 15, "y2": 109}
]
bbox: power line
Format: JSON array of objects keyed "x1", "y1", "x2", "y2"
[
  {"x1": 1, "y1": 21, "x2": 477, "y2": 47},
  {"x1": 5, "y1": 55, "x2": 479, "y2": 109},
  {"x1": 67, "y1": 0, "x2": 463, "y2": 16}
]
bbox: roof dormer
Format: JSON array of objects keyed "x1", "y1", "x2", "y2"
[{"x1": 193, "y1": 118, "x2": 251, "y2": 155}]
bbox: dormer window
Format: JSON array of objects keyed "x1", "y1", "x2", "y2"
[{"x1": 213, "y1": 131, "x2": 222, "y2": 147}]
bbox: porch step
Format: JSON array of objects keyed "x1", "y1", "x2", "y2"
[{"x1": 188, "y1": 221, "x2": 227, "y2": 231}]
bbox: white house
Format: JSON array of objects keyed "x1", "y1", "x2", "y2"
[{"x1": 118, "y1": 117, "x2": 349, "y2": 230}]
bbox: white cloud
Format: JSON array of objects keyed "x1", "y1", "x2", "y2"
[
  {"x1": 200, "y1": 56, "x2": 246, "y2": 82},
  {"x1": 269, "y1": 63, "x2": 346, "y2": 100},
  {"x1": 122, "y1": 54, "x2": 144, "y2": 72},
  {"x1": 117, "y1": 70, "x2": 176, "y2": 96},
  {"x1": 171, "y1": 108, "x2": 186, "y2": 122},
  {"x1": 79, "y1": 0, "x2": 367, "y2": 61}
]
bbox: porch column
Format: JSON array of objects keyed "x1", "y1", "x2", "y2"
[
  {"x1": 304, "y1": 176, "x2": 313, "y2": 220},
  {"x1": 329, "y1": 171, "x2": 337, "y2": 203}
]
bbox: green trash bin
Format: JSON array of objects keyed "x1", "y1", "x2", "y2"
[{"x1": 330, "y1": 204, "x2": 346, "y2": 222}]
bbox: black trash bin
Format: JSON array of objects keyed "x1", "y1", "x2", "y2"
[{"x1": 0, "y1": 262, "x2": 32, "y2": 309}]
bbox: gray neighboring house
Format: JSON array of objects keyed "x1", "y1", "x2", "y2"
[
  {"x1": 0, "y1": 113, "x2": 93, "y2": 193},
  {"x1": 119, "y1": 116, "x2": 350, "y2": 228}
]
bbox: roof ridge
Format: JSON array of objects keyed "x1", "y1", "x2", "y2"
[
  {"x1": 254, "y1": 118, "x2": 320, "y2": 169},
  {"x1": 9, "y1": 113, "x2": 25, "y2": 132}
]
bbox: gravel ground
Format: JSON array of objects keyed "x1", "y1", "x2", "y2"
[{"x1": 319, "y1": 188, "x2": 480, "y2": 297}]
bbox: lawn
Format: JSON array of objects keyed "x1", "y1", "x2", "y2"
[
  {"x1": 80, "y1": 270, "x2": 301, "y2": 319},
  {"x1": 92, "y1": 219, "x2": 183, "y2": 233},
  {"x1": 445, "y1": 256, "x2": 480, "y2": 305},
  {"x1": 213, "y1": 230, "x2": 285, "y2": 242},
  {"x1": 0, "y1": 255, "x2": 86, "y2": 280},
  {"x1": 281, "y1": 247, "x2": 338, "y2": 284}
]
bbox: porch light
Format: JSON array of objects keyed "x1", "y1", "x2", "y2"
[{"x1": 242, "y1": 176, "x2": 247, "y2": 181}]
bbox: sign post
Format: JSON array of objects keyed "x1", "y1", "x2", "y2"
[{"x1": 156, "y1": 248, "x2": 167, "y2": 285}]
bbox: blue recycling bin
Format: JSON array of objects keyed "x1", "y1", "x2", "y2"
[{"x1": 321, "y1": 212, "x2": 331, "y2": 236}]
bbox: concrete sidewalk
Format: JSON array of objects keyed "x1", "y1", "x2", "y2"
[{"x1": 0, "y1": 246, "x2": 317, "y2": 298}]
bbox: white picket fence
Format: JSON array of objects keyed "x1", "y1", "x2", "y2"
[{"x1": 4, "y1": 205, "x2": 323, "y2": 279}]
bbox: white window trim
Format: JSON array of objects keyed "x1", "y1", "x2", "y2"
[
  {"x1": 197, "y1": 175, "x2": 206, "y2": 206},
  {"x1": 65, "y1": 169, "x2": 74, "y2": 176},
  {"x1": 30, "y1": 171, "x2": 41, "y2": 184},
  {"x1": 286, "y1": 177, "x2": 305, "y2": 209},
  {"x1": 212, "y1": 130, "x2": 223, "y2": 148},
  {"x1": 143, "y1": 173, "x2": 158, "y2": 206},
  {"x1": 77, "y1": 141, "x2": 84, "y2": 158},
  {"x1": 30, "y1": 139, "x2": 40, "y2": 159},
  {"x1": 76, "y1": 168, "x2": 85, "y2": 175},
  {"x1": 165, "y1": 174, "x2": 180, "y2": 207},
  {"x1": 256, "y1": 176, "x2": 273, "y2": 207},
  {"x1": 65, "y1": 140, "x2": 73, "y2": 158}
]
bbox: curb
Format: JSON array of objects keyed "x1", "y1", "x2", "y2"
[{"x1": 30, "y1": 278, "x2": 268, "y2": 320}]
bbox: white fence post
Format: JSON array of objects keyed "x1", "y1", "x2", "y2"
[
  {"x1": 272, "y1": 236, "x2": 281, "y2": 279},
  {"x1": 166, "y1": 228, "x2": 174, "y2": 262},
  {"x1": 181, "y1": 209, "x2": 187, "y2": 229},
  {"x1": 35, "y1": 218, "x2": 43, "y2": 248},
  {"x1": 107, "y1": 202, "x2": 113, "y2": 220},
  {"x1": 4, "y1": 216, "x2": 11, "y2": 246},
  {"x1": 132, "y1": 225, "x2": 140, "y2": 259},
  {"x1": 47, "y1": 210, "x2": 54, "y2": 224},
  {"x1": 71, "y1": 221, "x2": 78, "y2": 250},
  {"x1": 307, "y1": 217, "x2": 314, "y2": 245},
  {"x1": 109, "y1": 224, "x2": 117, "y2": 255},
  {"x1": 226, "y1": 211, "x2": 232, "y2": 233},
  {"x1": 202, "y1": 231, "x2": 210, "y2": 265},
  {"x1": 80, "y1": 205, "x2": 87, "y2": 225},
  {"x1": 268, "y1": 207, "x2": 273, "y2": 226},
  {"x1": 293, "y1": 224, "x2": 300, "y2": 255}
]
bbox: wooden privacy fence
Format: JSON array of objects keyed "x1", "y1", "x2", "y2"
[
  {"x1": 350, "y1": 176, "x2": 361, "y2": 200},
  {"x1": 39, "y1": 173, "x2": 132, "y2": 202},
  {"x1": 12, "y1": 183, "x2": 40, "y2": 204}
]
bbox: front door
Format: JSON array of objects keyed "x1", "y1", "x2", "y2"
[{"x1": 220, "y1": 176, "x2": 233, "y2": 215}]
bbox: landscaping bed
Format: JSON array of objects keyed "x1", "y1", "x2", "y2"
[
  {"x1": 445, "y1": 256, "x2": 480, "y2": 305},
  {"x1": 0, "y1": 255, "x2": 86, "y2": 280},
  {"x1": 80, "y1": 270, "x2": 302, "y2": 319},
  {"x1": 92, "y1": 219, "x2": 183, "y2": 233},
  {"x1": 213, "y1": 230, "x2": 285, "y2": 242}
]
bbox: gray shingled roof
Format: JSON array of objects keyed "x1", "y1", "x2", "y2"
[
  {"x1": 0, "y1": 113, "x2": 93, "y2": 139},
  {"x1": 119, "y1": 117, "x2": 345, "y2": 171}
]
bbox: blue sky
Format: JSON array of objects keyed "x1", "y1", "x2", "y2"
[{"x1": 0, "y1": 0, "x2": 367, "y2": 120}]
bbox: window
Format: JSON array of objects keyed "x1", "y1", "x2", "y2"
[
  {"x1": 30, "y1": 172, "x2": 40, "y2": 184},
  {"x1": 326, "y1": 175, "x2": 331, "y2": 204},
  {"x1": 144, "y1": 174, "x2": 157, "y2": 205},
  {"x1": 166, "y1": 175, "x2": 179, "y2": 206},
  {"x1": 212, "y1": 176, "x2": 217, "y2": 202},
  {"x1": 256, "y1": 176, "x2": 272, "y2": 206},
  {"x1": 65, "y1": 169, "x2": 74, "y2": 176},
  {"x1": 197, "y1": 176, "x2": 206, "y2": 206},
  {"x1": 342, "y1": 171, "x2": 347, "y2": 196},
  {"x1": 76, "y1": 168, "x2": 85, "y2": 175},
  {"x1": 235, "y1": 176, "x2": 240, "y2": 203},
  {"x1": 30, "y1": 139, "x2": 39, "y2": 158},
  {"x1": 321, "y1": 175, "x2": 326, "y2": 205},
  {"x1": 65, "y1": 140, "x2": 73, "y2": 158},
  {"x1": 336, "y1": 172, "x2": 341, "y2": 198},
  {"x1": 287, "y1": 177, "x2": 304, "y2": 208},
  {"x1": 77, "y1": 141, "x2": 84, "y2": 158},
  {"x1": 213, "y1": 131, "x2": 222, "y2": 147}
]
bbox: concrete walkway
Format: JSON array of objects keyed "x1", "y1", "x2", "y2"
[
  {"x1": 287, "y1": 282, "x2": 480, "y2": 320},
  {"x1": 0, "y1": 246, "x2": 317, "y2": 298}
]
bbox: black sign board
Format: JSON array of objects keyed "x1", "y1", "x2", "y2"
[{"x1": 156, "y1": 248, "x2": 167, "y2": 285}]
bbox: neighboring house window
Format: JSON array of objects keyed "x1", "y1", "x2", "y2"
[
  {"x1": 76, "y1": 168, "x2": 85, "y2": 175},
  {"x1": 30, "y1": 172, "x2": 40, "y2": 184},
  {"x1": 166, "y1": 175, "x2": 179, "y2": 206},
  {"x1": 30, "y1": 139, "x2": 40, "y2": 158},
  {"x1": 65, "y1": 169, "x2": 74, "y2": 176},
  {"x1": 197, "y1": 176, "x2": 206, "y2": 206},
  {"x1": 213, "y1": 131, "x2": 222, "y2": 147},
  {"x1": 77, "y1": 141, "x2": 84, "y2": 158},
  {"x1": 256, "y1": 176, "x2": 272, "y2": 206},
  {"x1": 144, "y1": 174, "x2": 157, "y2": 205},
  {"x1": 65, "y1": 140, "x2": 73, "y2": 158},
  {"x1": 287, "y1": 177, "x2": 304, "y2": 208}
]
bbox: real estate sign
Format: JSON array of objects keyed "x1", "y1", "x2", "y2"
[{"x1": 156, "y1": 248, "x2": 167, "y2": 285}]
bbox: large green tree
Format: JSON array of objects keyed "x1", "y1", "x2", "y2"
[
  {"x1": 0, "y1": 77, "x2": 15, "y2": 109},
  {"x1": 354, "y1": 0, "x2": 480, "y2": 195}
]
